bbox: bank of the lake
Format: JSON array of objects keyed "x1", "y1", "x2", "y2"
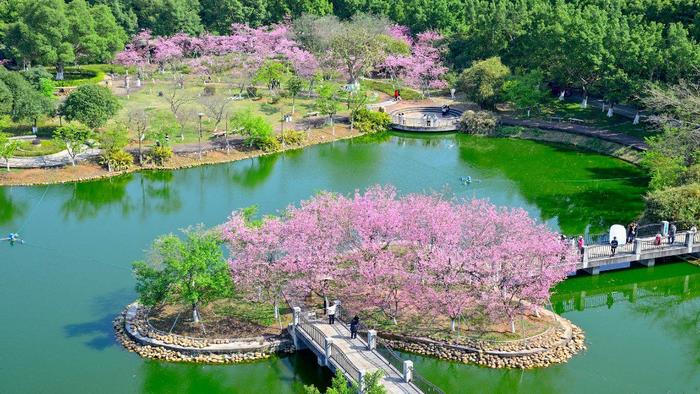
[{"x1": 2, "y1": 132, "x2": 673, "y2": 394}]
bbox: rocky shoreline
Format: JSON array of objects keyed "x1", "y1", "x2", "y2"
[
  {"x1": 114, "y1": 304, "x2": 294, "y2": 364},
  {"x1": 115, "y1": 303, "x2": 585, "y2": 368},
  {"x1": 380, "y1": 314, "x2": 586, "y2": 369}
]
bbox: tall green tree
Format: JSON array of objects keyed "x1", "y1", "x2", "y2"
[
  {"x1": 0, "y1": 132, "x2": 19, "y2": 171},
  {"x1": 0, "y1": 70, "x2": 53, "y2": 129},
  {"x1": 457, "y1": 56, "x2": 510, "y2": 108},
  {"x1": 133, "y1": 225, "x2": 233, "y2": 324},
  {"x1": 53, "y1": 124, "x2": 95, "y2": 166},
  {"x1": 61, "y1": 85, "x2": 121, "y2": 129},
  {"x1": 501, "y1": 70, "x2": 547, "y2": 116},
  {"x1": 315, "y1": 82, "x2": 341, "y2": 134},
  {"x1": 199, "y1": 0, "x2": 269, "y2": 33}
]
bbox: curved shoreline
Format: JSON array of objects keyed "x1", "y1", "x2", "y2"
[
  {"x1": 0, "y1": 128, "x2": 363, "y2": 187},
  {"x1": 116, "y1": 303, "x2": 585, "y2": 369}
]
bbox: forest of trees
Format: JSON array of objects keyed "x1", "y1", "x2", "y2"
[{"x1": 1, "y1": 0, "x2": 698, "y2": 101}]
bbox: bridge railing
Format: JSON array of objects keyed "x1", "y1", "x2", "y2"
[
  {"x1": 298, "y1": 313, "x2": 327, "y2": 352},
  {"x1": 391, "y1": 115, "x2": 459, "y2": 128},
  {"x1": 329, "y1": 342, "x2": 362, "y2": 385},
  {"x1": 337, "y1": 305, "x2": 445, "y2": 394}
]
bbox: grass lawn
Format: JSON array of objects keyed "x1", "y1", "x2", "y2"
[
  {"x1": 531, "y1": 99, "x2": 658, "y2": 140},
  {"x1": 110, "y1": 77, "x2": 359, "y2": 145},
  {"x1": 148, "y1": 296, "x2": 292, "y2": 338},
  {"x1": 13, "y1": 139, "x2": 64, "y2": 157}
]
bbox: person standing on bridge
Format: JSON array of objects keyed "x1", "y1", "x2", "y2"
[
  {"x1": 668, "y1": 223, "x2": 677, "y2": 244},
  {"x1": 327, "y1": 303, "x2": 337, "y2": 325},
  {"x1": 350, "y1": 316, "x2": 360, "y2": 339},
  {"x1": 577, "y1": 236, "x2": 585, "y2": 255},
  {"x1": 610, "y1": 236, "x2": 619, "y2": 256}
]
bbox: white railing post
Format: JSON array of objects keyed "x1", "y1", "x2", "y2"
[
  {"x1": 359, "y1": 370, "x2": 366, "y2": 393},
  {"x1": 293, "y1": 307, "x2": 301, "y2": 326},
  {"x1": 661, "y1": 221, "x2": 669, "y2": 236},
  {"x1": 403, "y1": 360, "x2": 414, "y2": 383},
  {"x1": 324, "y1": 337, "x2": 333, "y2": 367},
  {"x1": 634, "y1": 239, "x2": 642, "y2": 260},
  {"x1": 688, "y1": 231, "x2": 696, "y2": 254},
  {"x1": 582, "y1": 246, "x2": 589, "y2": 268},
  {"x1": 367, "y1": 330, "x2": 377, "y2": 351}
]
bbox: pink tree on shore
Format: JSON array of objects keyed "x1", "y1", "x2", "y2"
[{"x1": 222, "y1": 186, "x2": 576, "y2": 332}]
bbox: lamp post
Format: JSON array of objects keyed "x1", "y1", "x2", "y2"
[{"x1": 198, "y1": 112, "x2": 205, "y2": 160}]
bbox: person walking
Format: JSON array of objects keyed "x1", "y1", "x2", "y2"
[
  {"x1": 577, "y1": 236, "x2": 585, "y2": 255},
  {"x1": 668, "y1": 223, "x2": 677, "y2": 244},
  {"x1": 327, "y1": 303, "x2": 336, "y2": 325},
  {"x1": 350, "y1": 316, "x2": 360, "y2": 339},
  {"x1": 654, "y1": 233, "x2": 662, "y2": 246},
  {"x1": 610, "y1": 236, "x2": 619, "y2": 256}
]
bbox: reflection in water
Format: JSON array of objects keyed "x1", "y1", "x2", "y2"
[
  {"x1": 229, "y1": 155, "x2": 279, "y2": 189},
  {"x1": 0, "y1": 187, "x2": 27, "y2": 225},
  {"x1": 456, "y1": 137, "x2": 648, "y2": 234},
  {"x1": 140, "y1": 351, "x2": 331, "y2": 394},
  {"x1": 139, "y1": 171, "x2": 182, "y2": 216},
  {"x1": 60, "y1": 175, "x2": 134, "y2": 221}
]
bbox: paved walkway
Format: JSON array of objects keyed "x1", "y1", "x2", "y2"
[
  {"x1": 6, "y1": 148, "x2": 102, "y2": 168},
  {"x1": 500, "y1": 117, "x2": 648, "y2": 151},
  {"x1": 297, "y1": 317, "x2": 422, "y2": 394}
]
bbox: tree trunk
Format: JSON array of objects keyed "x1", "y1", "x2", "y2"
[
  {"x1": 56, "y1": 63, "x2": 65, "y2": 81},
  {"x1": 330, "y1": 116, "x2": 335, "y2": 136},
  {"x1": 451, "y1": 318, "x2": 456, "y2": 332},
  {"x1": 510, "y1": 319, "x2": 516, "y2": 333},
  {"x1": 291, "y1": 96, "x2": 296, "y2": 114},
  {"x1": 5, "y1": 159, "x2": 9, "y2": 172},
  {"x1": 192, "y1": 303, "x2": 201, "y2": 324}
]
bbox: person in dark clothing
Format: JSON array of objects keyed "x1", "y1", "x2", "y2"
[
  {"x1": 610, "y1": 236, "x2": 619, "y2": 256},
  {"x1": 350, "y1": 316, "x2": 360, "y2": 339}
]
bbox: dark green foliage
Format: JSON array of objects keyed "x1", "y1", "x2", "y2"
[
  {"x1": 132, "y1": 226, "x2": 233, "y2": 321},
  {"x1": 61, "y1": 84, "x2": 120, "y2": 129},
  {"x1": 0, "y1": 68, "x2": 54, "y2": 123},
  {"x1": 458, "y1": 110, "x2": 498, "y2": 135},
  {"x1": 352, "y1": 108, "x2": 391, "y2": 134},
  {"x1": 457, "y1": 57, "x2": 510, "y2": 108},
  {"x1": 231, "y1": 110, "x2": 280, "y2": 152},
  {"x1": 645, "y1": 183, "x2": 700, "y2": 228}
]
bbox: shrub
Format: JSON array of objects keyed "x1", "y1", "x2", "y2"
[
  {"x1": 147, "y1": 146, "x2": 173, "y2": 166},
  {"x1": 278, "y1": 130, "x2": 307, "y2": 146},
  {"x1": 645, "y1": 182, "x2": 700, "y2": 228},
  {"x1": 100, "y1": 149, "x2": 133, "y2": 172},
  {"x1": 203, "y1": 86, "x2": 216, "y2": 96},
  {"x1": 459, "y1": 110, "x2": 498, "y2": 135},
  {"x1": 231, "y1": 110, "x2": 280, "y2": 152},
  {"x1": 246, "y1": 86, "x2": 258, "y2": 98},
  {"x1": 353, "y1": 108, "x2": 391, "y2": 133},
  {"x1": 62, "y1": 84, "x2": 121, "y2": 129}
]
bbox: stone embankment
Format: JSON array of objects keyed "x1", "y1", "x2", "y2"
[
  {"x1": 114, "y1": 303, "x2": 294, "y2": 364},
  {"x1": 381, "y1": 311, "x2": 586, "y2": 369}
]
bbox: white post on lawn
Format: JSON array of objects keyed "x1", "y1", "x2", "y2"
[
  {"x1": 607, "y1": 107, "x2": 613, "y2": 117},
  {"x1": 581, "y1": 96, "x2": 587, "y2": 108},
  {"x1": 633, "y1": 112, "x2": 640, "y2": 125},
  {"x1": 558, "y1": 91, "x2": 565, "y2": 101}
]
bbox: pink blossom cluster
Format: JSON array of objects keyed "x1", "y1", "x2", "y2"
[
  {"x1": 378, "y1": 28, "x2": 449, "y2": 93},
  {"x1": 115, "y1": 24, "x2": 318, "y2": 78},
  {"x1": 222, "y1": 186, "x2": 576, "y2": 329}
]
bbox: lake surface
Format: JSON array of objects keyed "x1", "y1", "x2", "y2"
[{"x1": 1, "y1": 132, "x2": 697, "y2": 393}]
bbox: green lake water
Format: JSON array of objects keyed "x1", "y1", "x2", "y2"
[{"x1": 1, "y1": 132, "x2": 698, "y2": 393}]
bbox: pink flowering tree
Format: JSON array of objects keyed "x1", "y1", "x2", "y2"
[{"x1": 223, "y1": 186, "x2": 576, "y2": 333}]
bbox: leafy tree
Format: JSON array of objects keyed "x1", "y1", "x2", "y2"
[
  {"x1": 131, "y1": 0, "x2": 203, "y2": 36},
  {"x1": 62, "y1": 85, "x2": 121, "y2": 129},
  {"x1": 645, "y1": 183, "x2": 700, "y2": 228},
  {"x1": 501, "y1": 70, "x2": 547, "y2": 116},
  {"x1": 0, "y1": 132, "x2": 19, "y2": 171},
  {"x1": 53, "y1": 124, "x2": 94, "y2": 166},
  {"x1": 315, "y1": 82, "x2": 341, "y2": 135},
  {"x1": 457, "y1": 57, "x2": 510, "y2": 108},
  {"x1": 286, "y1": 76, "x2": 304, "y2": 114},
  {"x1": 199, "y1": 0, "x2": 269, "y2": 33},
  {"x1": 230, "y1": 110, "x2": 279, "y2": 152},
  {"x1": 128, "y1": 108, "x2": 150, "y2": 165},
  {"x1": 98, "y1": 126, "x2": 131, "y2": 172},
  {"x1": 255, "y1": 60, "x2": 288, "y2": 98},
  {"x1": 5, "y1": 0, "x2": 74, "y2": 77},
  {"x1": 133, "y1": 225, "x2": 233, "y2": 324},
  {"x1": 0, "y1": 70, "x2": 53, "y2": 129},
  {"x1": 304, "y1": 370, "x2": 386, "y2": 394}
]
